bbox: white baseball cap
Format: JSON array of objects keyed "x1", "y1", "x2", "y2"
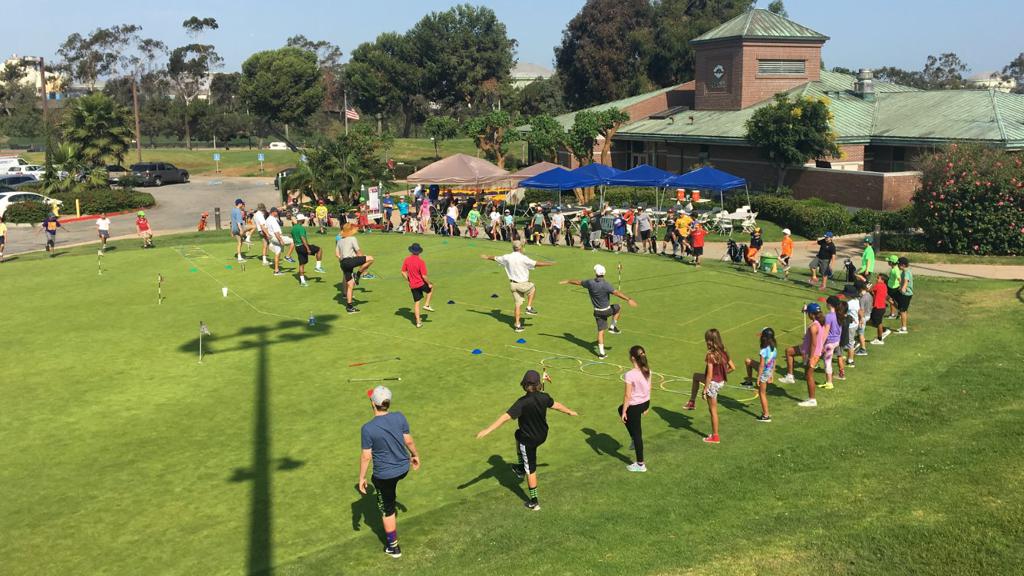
[
  {"x1": 296, "y1": 213, "x2": 308, "y2": 221},
  {"x1": 368, "y1": 385, "x2": 392, "y2": 406},
  {"x1": 782, "y1": 228, "x2": 791, "y2": 235},
  {"x1": 594, "y1": 264, "x2": 606, "y2": 276}
]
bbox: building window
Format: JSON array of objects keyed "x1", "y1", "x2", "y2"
[
  {"x1": 698, "y1": 145, "x2": 710, "y2": 163},
  {"x1": 757, "y1": 60, "x2": 806, "y2": 75}
]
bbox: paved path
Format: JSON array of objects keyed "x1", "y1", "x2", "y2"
[{"x1": 4, "y1": 177, "x2": 279, "y2": 256}]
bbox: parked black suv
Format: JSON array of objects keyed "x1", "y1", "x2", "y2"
[{"x1": 130, "y1": 162, "x2": 190, "y2": 186}]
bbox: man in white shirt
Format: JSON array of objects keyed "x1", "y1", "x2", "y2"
[
  {"x1": 252, "y1": 204, "x2": 270, "y2": 265},
  {"x1": 96, "y1": 213, "x2": 111, "y2": 252},
  {"x1": 265, "y1": 207, "x2": 295, "y2": 276},
  {"x1": 549, "y1": 208, "x2": 565, "y2": 246},
  {"x1": 481, "y1": 240, "x2": 556, "y2": 332}
]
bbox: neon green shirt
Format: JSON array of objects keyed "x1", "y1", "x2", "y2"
[
  {"x1": 888, "y1": 265, "x2": 902, "y2": 288},
  {"x1": 467, "y1": 209, "x2": 481, "y2": 224},
  {"x1": 859, "y1": 245, "x2": 875, "y2": 274}
]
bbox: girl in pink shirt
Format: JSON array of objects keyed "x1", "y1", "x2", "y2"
[
  {"x1": 619, "y1": 345, "x2": 652, "y2": 473},
  {"x1": 781, "y1": 302, "x2": 827, "y2": 407}
]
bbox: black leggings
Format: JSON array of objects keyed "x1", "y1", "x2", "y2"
[
  {"x1": 618, "y1": 401, "x2": 649, "y2": 462},
  {"x1": 372, "y1": 472, "x2": 407, "y2": 516}
]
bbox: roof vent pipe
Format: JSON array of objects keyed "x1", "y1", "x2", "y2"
[{"x1": 855, "y1": 69, "x2": 876, "y2": 102}]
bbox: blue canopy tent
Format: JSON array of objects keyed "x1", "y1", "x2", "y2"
[
  {"x1": 518, "y1": 167, "x2": 594, "y2": 189},
  {"x1": 662, "y1": 166, "x2": 749, "y2": 210},
  {"x1": 606, "y1": 164, "x2": 677, "y2": 213},
  {"x1": 567, "y1": 163, "x2": 624, "y2": 208}
]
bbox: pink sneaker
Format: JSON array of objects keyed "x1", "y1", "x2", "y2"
[{"x1": 703, "y1": 434, "x2": 720, "y2": 444}]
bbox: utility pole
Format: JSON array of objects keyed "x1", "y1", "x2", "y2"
[
  {"x1": 132, "y1": 79, "x2": 143, "y2": 162},
  {"x1": 344, "y1": 91, "x2": 349, "y2": 136},
  {"x1": 22, "y1": 56, "x2": 51, "y2": 176}
]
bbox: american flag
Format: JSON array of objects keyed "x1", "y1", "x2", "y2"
[{"x1": 345, "y1": 108, "x2": 360, "y2": 121}]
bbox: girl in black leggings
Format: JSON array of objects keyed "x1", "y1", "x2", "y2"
[{"x1": 619, "y1": 345, "x2": 653, "y2": 472}]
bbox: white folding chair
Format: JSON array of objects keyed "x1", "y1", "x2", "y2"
[
  {"x1": 741, "y1": 212, "x2": 758, "y2": 234},
  {"x1": 713, "y1": 212, "x2": 733, "y2": 235}
]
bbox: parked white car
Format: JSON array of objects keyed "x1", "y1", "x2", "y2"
[
  {"x1": 6, "y1": 164, "x2": 46, "y2": 179},
  {"x1": 268, "y1": 141, "x2": 288, "y2": 150},
  {"x1": 0, "y1": 191, "x2": 63, "y2": 217},
  {"x1": 0, "y1": 156, "x2": 30, "y2": 171}
]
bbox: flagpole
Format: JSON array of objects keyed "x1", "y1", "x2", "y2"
[{"x1": 344, "y1": 91, "x2": 349, "y2": 135}]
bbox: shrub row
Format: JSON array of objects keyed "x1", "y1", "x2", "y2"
[
  {"x1": 52, "y1": 188, "x2": 156, "y2": 216},
  {"x1": 3, "y1": 201, "x2": 52, "y2": 223}
]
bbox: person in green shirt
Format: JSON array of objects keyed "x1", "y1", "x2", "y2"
[
  {"x1": 857, "y1": 236, "x2": 876, "y2": 282},
  {"x1": 896, "y1": 257, "x2": 914, "y2": 333},
  {"x1": 886, "y1": 255, "x2": 903, "y2": 318},
  {"x1": 466, "y1": 206, "x2": 482, "y2": 239},
  {"x1": 579, "y1": 210, "x2": 591, "y2": 251},
  {"x1": 291, "y1": 215, "x2": 324, "y2": 287}
]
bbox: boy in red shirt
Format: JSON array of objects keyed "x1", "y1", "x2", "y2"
[
  {"x1": 400, "y1": 243, "x2": 434, "y2": 328},
  {"x1": 689, "y1": 223, "x2": 706, "y2": 267},
  {"x1": 868, "y1": 273, "x2": 892, "y2": 345}
]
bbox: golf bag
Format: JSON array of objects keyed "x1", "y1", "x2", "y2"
[
  {"x1": 726, "y1": 239, "x2": 746, "y2": 263},
  {"x1": 844, "y1": 258, "x2": 857, "y2": 283}
]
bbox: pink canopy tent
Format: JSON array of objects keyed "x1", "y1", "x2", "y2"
[
  {"x1": 508, "y1": 161, "x2": 562, "y2": 183},
  {"x1": 405, "y1": 153, "x2": 511, "y2": 186}
]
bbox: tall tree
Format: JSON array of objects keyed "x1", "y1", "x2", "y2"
[
  {"x1": 56, "y1": 24, "x2": 141, "y2": 91},
  {"x1": 286, "y1": 35, "x2": 345, "y2": 113},
  {"x1": 517, "y1": 76, "x2": 566, "y2": 117},
  {"x1": 464, "y1": 110, "x2": 518, "y2": 169},
  {"x1": 556, "y1": 0, "x2": 655, "y2": 110},
  {"x1": 239, "y1": 47, "x2": 323, "y2": 148},
  {"x1": 346, "y1": 32, "x2": 425, "y2": 137},
  {"x1": 167, "y1": 18, "x2": 221, "y2": 149},
  {"x1": 210, "y1": 72, "x2": 242, "y2": 109},
  {"x1": 767, "y1": 0, "x2": 788, "y2": 17},
  {"x1": 63, "y1": 92, "x2": 133, "y2": 168},
  {"x1": 922, "y1": 53, "x2": 968, "y2": 89},
  {"x1": 0, "y1": 62, "x2": 27, "y2": 116},
  {"x1": 645, "y1": 0, "x2": 753, "y2": 87},
  {"x1": 873, "y1": 66, "x2": 928, "y2": 89},
  {"x1": 745, "y1": 94, "x2": 841, "y2": 187},
  {"x1": 407, "y1": 4, "x2": 517, "y2": 114},
  {"x1": 523, "y1": 114, "x2": 565, "y2": 162},
  {"x1": 1001, "y1": 53, "x2": 1024, "y2": 93}
]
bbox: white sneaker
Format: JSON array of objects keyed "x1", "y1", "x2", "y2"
[
  {"x1": 262, "y1": 259, "x2": 271, "y2": 266},
  {"x1": 314, "y1": 266, "x2": 325, "y2": 273},
  {"x1": 882, "y1": 329, "x2": 893, "y2": 339},
  {"x1": 897, "y1": 327, "x2": 908, "y2": 334},
  {"x1": 626, "y1": 462, "x2": 647, "y2": 473},
  {"x1": 237, "y1": 255, "x2": 245, "y2": 262},
  {"x1": 423, "y1": 305, "x2": 434, "y2": 312},
  {"x1": 779, "y1": 374, "x2": 796, "y2": 384},
  {"x1": 300, "y1": 281, "x2": 308, "y2": 287},
  {"x1": 798, "y1": 398, "x2": 818, "y2": 407},
  {"x1": 870, "y1": 339, "x2": 885, "y2": 346}
]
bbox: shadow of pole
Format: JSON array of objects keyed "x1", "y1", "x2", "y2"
[{"x1": 248, "y1": 330, "x2": 273, "y2": 575}]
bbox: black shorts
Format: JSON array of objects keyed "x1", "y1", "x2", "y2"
[
  {"x1": 640, "y1": 229, "x2": 651, "y2": 241},
  {"x1": 372, "y1": 472, "x2": 407, "y2": 516},
  {"x1": 411, "y1": 284, "x2": 432, "y2": 302},
  {"x1": 887, "y1": 287, "x2": 899, "y2": 303},
  {"x1": 296, "y1": 244, "x2": 319, "y2": 265},
  {"x1": 839, "y1": 320, "x2": 850, "y2": 348},
  {"x1": 869, "y1": 308, "x2": 885, "y2": 327},
  {"x1": 692, "y1": 246, "x2": 704, "y2": 257},
  {"x1": 897, "y1": 294, "x2": 912, "y2": 312},
  {"x1": 341, "y1": 256, "x2": 367, "y2": 282},
  {"x1": 515, "y1": 430, "x2": 541, "y2": 474},
  {"x1": 0, "y1": 235, "x2": 5, "y2": 245},
  {"x1": 593, "y1": 304, "x2": 621, "y2": 331}
]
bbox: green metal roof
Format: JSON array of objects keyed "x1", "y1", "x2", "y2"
[
  {"x1": 616, "y1": 71, "x2": 1024, "y2": 149},
  {"x1": 691, "y1": 9, "x2": 829, "y2": 45},
  {"x1": 549, "y1": 84, "x2": 684, "y2": 131}
]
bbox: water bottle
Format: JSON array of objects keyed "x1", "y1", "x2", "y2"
[{"x1": 308, "y1": 312, "x2": 317, "y2": 327}]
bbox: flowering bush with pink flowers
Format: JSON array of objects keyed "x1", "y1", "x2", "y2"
[{"x1": 915, "y1": 144, "x2": 1024, "y2": 255}]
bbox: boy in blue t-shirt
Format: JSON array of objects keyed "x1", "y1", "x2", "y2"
[
  {"x1": 358, "y1": 386, "x2": 420, "y2": 558},
  {"x1": 396, "y1": 197, "x2": 410, "y2": 233}
]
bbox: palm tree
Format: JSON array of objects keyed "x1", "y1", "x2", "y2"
[
  {"x1": 280, "y1": 145, "x2": 344, "y2": 204},
  {"x1": 63, "y1": 93, "x2": 133, "y2": 169}
]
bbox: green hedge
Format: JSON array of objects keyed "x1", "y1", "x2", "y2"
[
  {"x1": 52, "y1": 188, "x2": 155, "y2": 215},
  {"x1": 3, "y1": 201, "x2": 52, "y2": 223}
]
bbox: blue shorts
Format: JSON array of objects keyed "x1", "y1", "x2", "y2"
[{"x1": 446, "y1": 216, "x2": 456, "y2": 225}]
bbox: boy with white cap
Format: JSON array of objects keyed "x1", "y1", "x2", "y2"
[
  {"x1": 358, "y1": 385, "x2": 421, "y2": 558},
  {"x1": 265, "y1": 207, "x2": 295, "y2": 276},
  {"x1": 560, "y1": 264, "x2": 639, "y2": 359},
  {"x1": 780, "y1": 228, "x2": 793, "y2": 276}
]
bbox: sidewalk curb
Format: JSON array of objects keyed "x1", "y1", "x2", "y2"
[{"x1": 59, "y1": 209, "x2": 138, "y2": 224}]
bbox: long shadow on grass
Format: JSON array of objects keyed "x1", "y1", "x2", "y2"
[
  {"x1": 185, "y1": 318, "x2": 336, "y2": 575},
  {"x1": 457, "y1": 454, "x2": 545, "y2": 502},
  {"x1": 466, "y1": 305, "x2": 516, "y2": 327},
  {"x1": 351, "y1": 484, "x2": 407, "y2": 544},
  {"x1": 651, "y1": 406, "x2": 705, "y2": 438},
  {"x1": 539, "y1": 332, "x2": 594, "y2": 355},
  {"x1": 581, "y1": 427, "x2": 632, "y2": 464},
  {"x1": 395, "y1": 307, "x2": 428, "y2": 326},
  {"x1": 717, "y1": 393, "x2": 759, "y2": 418}
]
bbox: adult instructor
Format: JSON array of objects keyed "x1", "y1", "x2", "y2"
[
  {"x1": 560, "y1": 264, "x2": 638, "y2": 359},
  {"x1": 481, "y1": 240, "x2": 556, "y2": 333},
  {"x1": 358, "y1": 385, "x2": 421, "y2": 559}
]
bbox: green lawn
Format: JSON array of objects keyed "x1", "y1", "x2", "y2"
[
  {"x1": 2, "y1": 231, "x2": 1022, "y2": 576},
  {"x1": 21, "y1": 138, "x2": 514, "y2": 178}
]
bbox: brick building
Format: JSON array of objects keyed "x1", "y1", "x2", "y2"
[{"x1": 543, "y1": 9, "x2": 1024, "y2": 210}]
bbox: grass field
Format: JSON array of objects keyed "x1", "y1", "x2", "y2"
[
  {"x1": 2, "y1": 230, "x2": 1023, "y2": 575},
  {"x1": 21, "y1": 138, "x2": 509, "y2": 178}
]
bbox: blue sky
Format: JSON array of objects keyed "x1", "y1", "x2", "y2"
[{"x1": 7, "y1": 0, "x2": 1021, "y2": 75}]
